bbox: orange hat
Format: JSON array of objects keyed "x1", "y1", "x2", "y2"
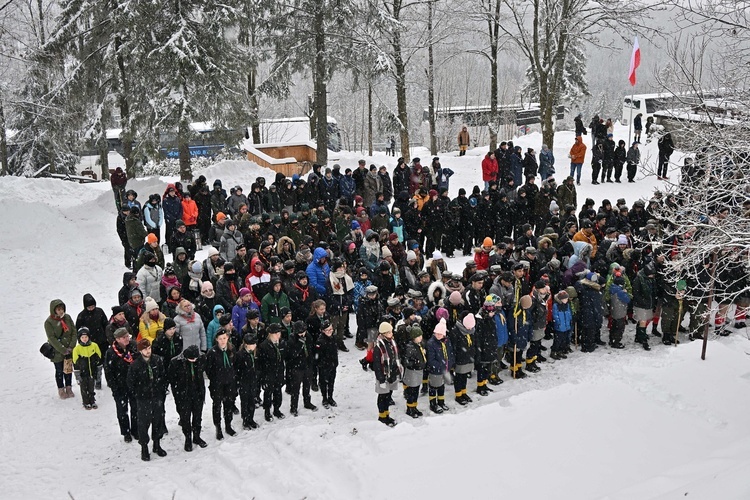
[
  {"x1": 483, "y1": 237, "x2": 493, "y2": 247},
  {"x1": 216, "y1": 212, "x2": 227, "y2": 221},
  {"x1": 146, "y1": 233, "x2": 158, "y2": 244}
]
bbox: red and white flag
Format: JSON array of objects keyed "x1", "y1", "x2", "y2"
[{"x1": 628, "y1": 37, "x2": 641, "y2": 86}]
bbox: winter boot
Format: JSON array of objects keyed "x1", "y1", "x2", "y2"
[
  {"x1": 359, "y1": 358, "x2": 369, "y2": 371},
  {"x1": 537, "y1": 352, "x2": 547, "y2": 362},
  {"x1": 193, "y1": 432, "x2": 208, "y2": 448},
  {"x1": 526, "y1": 361, "x2": 541, "y2": 373},
  {"x1": 184, "y1": 434, "x2": 193, "y2": 452},
  {"x1": 379, "y1": 414, "x2": 396, "y2": 427},
  {"x1": 215, "y1": 425, "x2": 224, "y2": 440},
  {"x1": 430, "y1": 400, "x2": 443, "y2": 414},
  {"x1": 455, "y1": 395, "x2": 468, "y2": 406},
  {"x1": 153, "y1": 440, "x2": 167, "y2": 457},
  {"x1": 322, "y1": 399, "x2": 330, "y2": 409},
  {"x1": 611, "y1": 342, "x2": 625, "y2": 349},
  {"x1": 124, "y1": 434, "x2": 133, "y2": 443},
  {"x1": 273, "y1": 408, "x2": 286, "y2": 419},
  {"x1": 550, "y1": 351, "x2": 561, "y2": 360},
  {"x1": 651, "y1": 324, "x2": 661, "y2": 337},
  {"x1": 141, "y1": 444, "x2": 150, "y2": 462},
  {"x1": 304, "y1": 402, "x2": 318, "y2": 412},
  {"x1": 421, "y1": 383, "x2": 429, "y2": 395},
  {"x1": 463, "y1": 393, "x2": 473, "y2": 403},
  {"x1": 311, "y1": 380, "x2": 319, "y2": 392},
  {"x1": 225, "y1": 420, "x2": 236, "y2": 437},
  {"x1": 734, "y1": 322, "x2": 747, "y2": 329},
  {"x1": 65, "y1": 386, "x2": 74, "y2": 398},
  {"x1": 414, "y1": 407, "x2": 423, "y2": 416},
  {"x1": 290, "y1": 406, "x2": 299, "y2": 417},
  {"x1": 328, "y1": 398, "x2": 337, "y2": 407},
  {"x1": 406, "y1": 407, "x2": 420, "y2": 419},
  {"x1": 265, "y1": 408, "x2": 273, "y2": 421},
  {"x1": 58, "y1": 388, "x2": 66, "y2": 399},
  {"x1": 438, "y1": 400, "x2": 450, "y2": 411},
  {"x1": 642, "y1": 341, "x2": 651, "y2": 351}
]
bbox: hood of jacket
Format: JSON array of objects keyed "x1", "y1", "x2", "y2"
[
  {"x1": 83, "y1": 293, "x2": 96, "y2": 308},
  {"x1": 122, "y1": 272, "x2": 137, "y2": 286},
  {"x1": 313, "y1": 247, "x2": 328, "y2": 263},
  {"x1": 277, "y1": 236, "x2": 296, "y2": 254},
  {"x1": 213, "y1": 304, "x2": 225, "y2": 321},
  {"x1": 49, "y1": 299, "x2": 65, "y2": 316}
]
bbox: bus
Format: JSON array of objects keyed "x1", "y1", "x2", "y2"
[{"x1": 621, "y1": 91, "x2": 721, "y2": 125}]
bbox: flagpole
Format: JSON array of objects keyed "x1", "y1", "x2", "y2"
[{"x1": 628, "y1": 89, "x2": 634, "y2": 146}]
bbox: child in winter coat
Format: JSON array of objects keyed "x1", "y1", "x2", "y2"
[
  {"x1": 607, "y1": 272, "x2": 631, "y2": 348},
  {"x1": 401, "y1": 326, "x2": 426, "y2": 418},
  {"x1": 449, "y1": 311, "x2": 476, "y2": 406},
  {"x1": 315, "y1": 320, "x2": 340, "y2": 408},
  {"x1": 551, "y1": 290, "x2": 573, "y2": 359},
  {"x1": 234, "y1": 333, "x2": 259, "y2": 430},
  {"x1": 475, "y1": 297, "x2": 501, "y2": 393},
  {"x1": 426, "y1": 318, "x2": 455, "y2": 413},
  {"x1": 373, "y1": 322, "x2": 402, "y2": 426},
  {"x1": 352, "y1": 267, "x2": 372, "y2": 313},
  {"x1": 507, "y1": 294, "x2": 533, "y2": 378},
  {"x1": 72, "y1": 327, "x2": 102, "y2": 409},
  {"x1": 526, "y1": 280, "x2": 550, "y2": 370},
  {"x1": 206, "y1": 304, "x2": 226, "y2": 349}
]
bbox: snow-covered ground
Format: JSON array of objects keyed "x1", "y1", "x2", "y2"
[{"x1": 2, "y1": 125, "x2": 749, "y2": 500}]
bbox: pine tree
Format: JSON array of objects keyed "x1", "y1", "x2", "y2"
[{"x1": 523, "y1": 36, "x2": 590, "y2": 107}]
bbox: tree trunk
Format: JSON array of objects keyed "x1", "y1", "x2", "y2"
[
  {"x1": 538, "y1": 73, "x2": 555, "y2": 149},
  {"x1": 178, "y1": 118, "x2": 192, "y2": 182},
  {"x1": 114, "y1": 33, "x2": 135, "y2": 178},
  {"x1": 427, "y1": 0, "x2": 437, "y2": 155},
  {"x1": 313, "y1": 6, "x2": 328, "y2": 165},
  {"x1": 0, "y1": 99, "x2": 7, "y2": 176},
  {"x1": 488, "y1": 0, "x2": 500, "y2": 151},
  {"x1": 390, "y1": 0, "x2": 410, "y2": 161},
  {"x1": 248, "y1": 70, "x2": 261, "y2": 144},
  {"x1": 98, "y1": 134, "x2": 110, "y2": 181},
  {"x1": 368, "y1": 81, "x2": 373, "y2": 156}
]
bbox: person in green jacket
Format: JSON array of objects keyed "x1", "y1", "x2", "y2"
[
  {"x1": 261, "y1": 278, "x2": 291, "y2": 325},
  {"x1": 44, "y1": 299, "x2": 77, "y2": 399},
  {"x1": 125, "y1": 206, "x2": 148, "y2": 260}
]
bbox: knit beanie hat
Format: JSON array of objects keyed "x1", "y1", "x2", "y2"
[
  {"x1": 434, "y1": 318, "x2": 447, "y2": 335},
  {"x1": 163, "y1": 318, "x2": 176, "y2": 331},
  {"x1": 239, "y1": 287, "x2": 252, "y2": 297},
  {"x1": 409, "y1": 326, "x2": 424, "y2": 340},
  {"x1": 462, "y1": 312, "x2": 476, "y2": 330},
  {"x1": 519, "y1": 295, "x2": 533, "y2": 310},
  {"x1": 435, "y1": 307, "x2": 449, "y2": 321},
  {"x1": 618, "y1": 234, "x2": 629, "y2": 245},
  {"x1": 379, "y1": 322, "x2": 393, "y2": 334},
  {"x1": 449, "y1": 291, "x2": 463, "y2": 305},
  {"x1": 406, "y1": 250, "x2": 417, "y2": 262}
]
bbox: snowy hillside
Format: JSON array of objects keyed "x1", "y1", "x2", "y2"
[{"x1": 2, "y1": 127, "x2": 749, "y2": 500}]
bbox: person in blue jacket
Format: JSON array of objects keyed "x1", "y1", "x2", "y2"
[
  {"x1": 162, "y1": 184, "x2": 183, "y2": 253},
  {"x1": 551, "y1": 290, "x2": 573, "y2": 360},
  {"x1": 426, "y1": 318, "x2": 454, "y2": 414},
  {"x1": 206, "y1": 304, "x2": 226, "y2": 349},
  {"x1": 306, "y1": 247, "x2": 330, "y2": 297},
  {"x1": 339, "y1": 168, "x2": 356, "y2": 206}
]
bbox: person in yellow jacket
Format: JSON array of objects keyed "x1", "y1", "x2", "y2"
[
  {"x1": 72, "y1": 327, "x2": 102, "y2": 409},
  {"x1": 139, "y1": 297, "x2": 166, "y2": 343}
]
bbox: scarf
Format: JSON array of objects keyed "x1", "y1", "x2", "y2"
[
  {"x1": 111, "y1": 342, "x2": 133, "y2": 364},
  {"x1": 229, "y1": 280, "x2": 239, "y2": 300},
  {"x1": 294, "y1": 283, "x2": 309, "y2": 302},
  {"x1": 376, "y1": 335, "x2": 402, "y2": 379},
  {"x1": 128, "y1": 300, "x2": 144, "y2": 317},
  {"x1": 51, "y1": 315, "x2": 70, "y2": 332},
  {"x1": 161, "y1": 274, "x2": 180, "y2": 290},
  {"x1": 181, "y1": 307, "x2": 196, "y2": 323},
  {"x1": 329, "y1": 270, "x2": 354, "y2": 296}
]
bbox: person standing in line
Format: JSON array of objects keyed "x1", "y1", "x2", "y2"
[{"x1": 127, "y1": 339, "x2": 168, "y2": 462}]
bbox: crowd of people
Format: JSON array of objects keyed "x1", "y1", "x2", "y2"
[{"x1": 42, "y1": 129, "x2": 748, "y2": 463}]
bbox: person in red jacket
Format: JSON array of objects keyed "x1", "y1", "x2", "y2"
[
  {"x1": 474, "y1": 237, "x2": 493, "y2": 271},
  {"x1": 482, "y1": 152, "x2": 498, "y2": 190},
  {"x1": 181, "y1": 192, "x2": 199, "y2": 231}
]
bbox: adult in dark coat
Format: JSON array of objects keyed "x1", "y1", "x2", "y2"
[
  {"x1": 392, "y1": 159, "x2": 411, "y2": 196},
  {"x1": 576, "y1": 272, "x2": 604, "y2": 353},
  {"x1": 104, "y1": 328, "x2": 139, "y2": 441},
  {"x1": 234, "y1": 334, "x2": 259, "y2": 429},
  {"x1": 127, "y1": 339, "x2": 168, "y2": 461},
  {"x1": 75, "y1": 294, "x2": 109, "y2": 387},
  {"x1": 285, "y1": 322, "x2": 318, "y2": 415},
  {"x1": 168, "y1": 345, "x2": 207, "y2": 451},
  {"x1": 257, "y1": 325, "x2": 287, "y2": 421},
  {"x1": 204, "y1": 329, "x2": 237, "y2": 439}
]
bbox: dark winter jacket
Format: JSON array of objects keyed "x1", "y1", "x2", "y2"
[
  {"x1": 631, "y1": 270, "x2": 655, "y2": 309},
  {"x1": 373, "y1": 336, "x2": 402, "y2": 384},
  {"x1": 475, "y1": 313, "x2": 499, "y2": 364},
  {"x1": 152, "y1": 331, "x2": 184, "y2": 372},
  {"x1": 449, "y1": 321, "x2": 475, "y2": 369},
  {"x1": 127, "y1": 354, "x2": 167, "y2": 400},
  {"x1": 315, "y1": 333, "x2": 339, "y2": 370},
  {"x1": 205, "y1": 345, "x2": 237, "y2": 394},
  {"x1": 257, "y1": 339, "x2": 286, "y2": 387},
  {"x1": 104, "y1": 340, "x2": 138, "y2": 393},
  {"x1": 234, "y1": 348, "x2": 257, "y2": 390},
  {"x1": 426, "y1": 336, "x2": 455, "y2": 375},
  {"x1": 75, "y1": 294, "x2": 109, "y2": 351},
  {"x1": 168, "y1": 353, "x2": 206, "y2": 406},
  {"x1": 286, "y1": 334, "x2": 314, "y2": 373}
]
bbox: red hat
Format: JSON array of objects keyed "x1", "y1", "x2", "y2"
[
  {"x1": 429, "y1": 189, "x2": 438, "y2": 197},
  {"x1": 389, "y1": 233, "x2": 398, "y2": 241}
]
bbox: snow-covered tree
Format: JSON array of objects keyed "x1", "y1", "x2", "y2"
[{"x1": 523, "y1": 36, "x2": 590, "y2": 105}]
